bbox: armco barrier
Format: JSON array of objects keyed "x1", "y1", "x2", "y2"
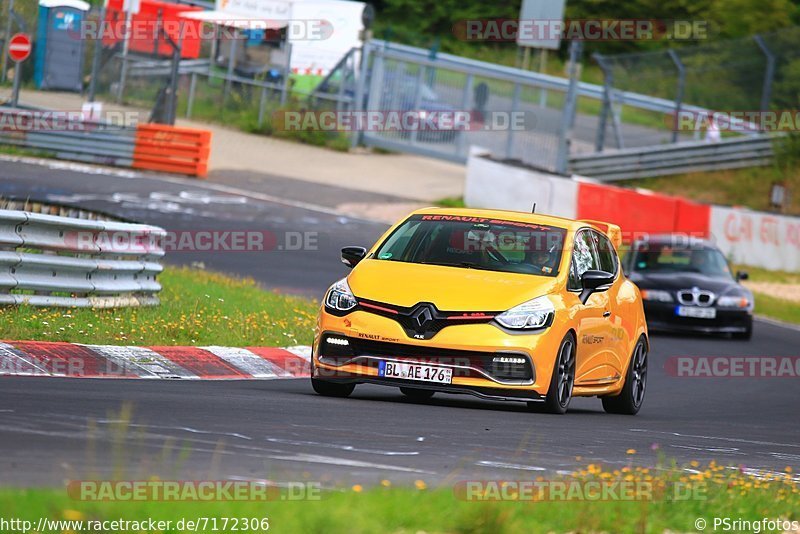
[
  {"x1": 0, "y1": 210, "x2": 165, "y2": 308},
  {"x1": 133, "y1": 124, "x2": 211, "y2": 178},
  {"x1": 568, "y1": 135, "x2": 775, "y2": 181},
  {"x1": 0, "y1": 109, "x2": 211, "y2": 178}
]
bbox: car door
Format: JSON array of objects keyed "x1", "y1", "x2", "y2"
[
  {"x1": 568, "y1": 230, "x2": 614, "y2": 385},
  {"x1": 590, "y1": 230, "x2": 631, "y2": 379}
]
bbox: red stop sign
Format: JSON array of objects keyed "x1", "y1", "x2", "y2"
[{"x1": 8, "y1": 33, "x2": 32, "y2": 63}]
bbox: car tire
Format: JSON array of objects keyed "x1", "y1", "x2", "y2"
[
  {"x1": 532, "y1": 332, "x2": 576, "y2": 415},
  {"x1": 733, "y1": 319, "x2": 753, "y2": 340},
  {"x1": 311, "y1": 377, "x2": 355, "y2": 398},
  {"x1": 602, "y1": 336, "x2": 648, "y2": 415},
  {"x1": 400, "y1": 387, "x2": 435, "y2": 400}
]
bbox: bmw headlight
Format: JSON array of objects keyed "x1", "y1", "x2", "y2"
[
  {"x1": 496, "y1": 295, "x2": 554, "y2": 330},
  {"x1": 717, "y1": 295, "x2": 750, "y2": 309},
  {"x1": 641, "y1": 289, "x2": 674, "y2": 303},
  {"x1": 325, "y1": 278, "x2": 358, "y2": 312}
]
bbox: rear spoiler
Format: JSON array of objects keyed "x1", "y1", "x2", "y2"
[{"x1": 580, "y1": 220, "x2": 623, "y2": 249}]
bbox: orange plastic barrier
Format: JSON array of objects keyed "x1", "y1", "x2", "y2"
[
  {"x1": 577, "y1": 182, "x2": 710, "y2": 241},
  {"x1": 132, "y1": 124, "x2": 211, "y2": 178}
]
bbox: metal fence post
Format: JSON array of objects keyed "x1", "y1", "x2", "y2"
[
  {"x1": 457, "y1": 73, "x2": 474, "y2": 157},
  {"x1": 667, "y1": 49, "x2": 686, "y2": 144},
  {"x1": 186, "y1": 72, "x2": 197, "y2": 119},
  {"x1": 754, "y1": 35, "x2": 776, "y2": 114},
  {"x1": 10, "y1": 58, "x2": 21, "y2": 106},
  {"x1": 223, "y1": 36, "x2": 237, "y2": 106},
  {"x1": 350, "y1": 42, "x2": 372, "y2": 149},
  {"x1": 117, "y1": 7, "x2": 134, "y2": 103},
  {"x1": 556, "y1": 40, "x2": 582, "y2": 174},
  {"x1": 336, "y1": 53, "x2": 347, "y2": 112},
  {"x1": 505, "y1": 83, "x2": 521, "y2": 159},
  {"x1": 409, "y1": 65, "x2": 425, "y2": 145},
  {"x1": 88, "y1": 5, "x2": 106, "y2": 103},
  {"x1": 594, "y1": 53, "x2": 612, "y2": 153},
  {"x1": 1, "y1": 0, "x2": 14, "y2": 84},
  {"x1": 257, "y1": 84, "x2": 268, "y2": 128},
  {"x1": 280, "y1": 42, "x2": 292, "y2": 106}
]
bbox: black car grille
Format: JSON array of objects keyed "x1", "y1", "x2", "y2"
[
  {"x1": 318, "y1": 334, "x2": 533, "y2": 382},
  {"x1": 677, "y1": 289, "x2": 715, "y2": 307},
  {"x1": 356, "y1": 298, "x2": 500, "y2": 340}
]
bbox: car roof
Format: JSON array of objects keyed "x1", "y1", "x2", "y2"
[
  {"x1": 409, "y1": 207, "x2": 591, "y2": 231},
  {"x1": 633, "y1": 234, "x2": 717, "y2": 249}
]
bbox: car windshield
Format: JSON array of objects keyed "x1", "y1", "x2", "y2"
[
  {"x1": 373, "y1": 215, "x2": 568, "y2": 277},
  {"x1": 631, "y1": 243, "x2": 733, "y2": 278}
]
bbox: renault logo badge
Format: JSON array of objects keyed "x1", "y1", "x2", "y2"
[{"x1": 413, "y1": 307, "x2": 433, "y2": 328}]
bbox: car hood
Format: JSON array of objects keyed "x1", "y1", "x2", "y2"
[
  {"x1": 629, "y1": 271, "x2": 746, "y2": 295},
  {"x1": 348, "y1": 259, "x2": 559, "y2": 311}
]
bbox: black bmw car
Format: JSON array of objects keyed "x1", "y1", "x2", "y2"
[{"x1": 624, "y1": 236, "x2": 754, "y2": 339}]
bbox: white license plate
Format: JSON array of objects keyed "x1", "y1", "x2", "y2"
[
  {"x1": 378, "y1": 361, "x2": 453, "y2": 384},
  {"x1": 676, "y1": 306, "x2": 717, "y2": 319}
]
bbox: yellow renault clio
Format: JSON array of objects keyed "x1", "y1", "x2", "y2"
[{"x1": 312, "y1": 208, "x2": 648, "y2": 415}]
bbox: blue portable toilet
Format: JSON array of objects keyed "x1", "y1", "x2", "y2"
[{"x1": 34, "y1": 0, "x2": 90, "y2": 91}]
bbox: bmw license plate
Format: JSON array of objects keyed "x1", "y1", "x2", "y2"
[
  {"x1": 676, "y1": 306, "x2": 717, "y2": 319},
  {"x1": 379, "y1": 361, "x2": 452, "y2": 384}
]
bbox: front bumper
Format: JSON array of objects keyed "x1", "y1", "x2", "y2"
[
  {"x1": 643, "y1": 301, "x2": 752, "y2": 334},
  {"x1": 313, "y1": 308, "x2": 562, "y2": 400}
]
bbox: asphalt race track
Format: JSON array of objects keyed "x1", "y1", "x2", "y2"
[{"x1": 1, "y1": 158, "x2": 799, "y2": 487}]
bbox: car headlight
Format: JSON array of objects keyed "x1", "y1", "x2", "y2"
[
  {"x1": 495, "y1": 295, "x2": 554, "y2": 330},
  {"x1": 717, "y1": 295, "x2": 750, "y2": 309},
  {"x1": 324, "y1": 278, "x2": 358, "y2": 312},
  {"x1": 641, "y1": 289, "x2": 674, "y2": 303}
]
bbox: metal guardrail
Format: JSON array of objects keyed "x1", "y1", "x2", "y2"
[
  {"x1": 126, "y1": 58, "x2": 212, "y2": 78},
  {"x1": 0, "y1": 108, "x2": 136, "y2": 167},
  {"x1": 0, "y1": 210, "x2": 166, "y2": 308},
  {"x1": 568, "y1": 135, "x2": 775, "y2": 181}
]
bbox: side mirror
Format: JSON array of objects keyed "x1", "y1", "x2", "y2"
[
  {"x1": 737, "y1": 270, "x2": 749, "y2": 281},
  {"x1": 341, "y1": 246, "x2": 367, "y2": 268},
  {"x1": 579, "y1": 270, "x2": 615, "y2": 304}
]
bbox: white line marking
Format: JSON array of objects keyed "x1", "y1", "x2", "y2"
[
  {"x1": 266, "y1": 437, "x2": 419, "y2": 456},
  {"x1": 629, "y1": 428, "x2": 800, "y2": 449},
  {"x1": 671, "y1": 445, "x2": 744, "y2": 454},
  {"x1": 0, "y1": 153, "x2": 383, "y2": 224},
  {"x1": 266, "y1": 453, "x2": 435, "y2": 474},
  {"x1": 476, "y1": 460, "x2": 547, "y2": 472}
]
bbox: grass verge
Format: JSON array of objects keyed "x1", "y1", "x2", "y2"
[
  {"x1": 0, "y1": 462, "x2": 796, "y2": 533},
  {"x1": 0, "y1": 267, "x2": 317, "y2": 346},
  {"x1": 751, "y1": 293, "x2": 800, "y2": 325},
  {"x1": 435, "y1": 196, "x2": 466, "y2": 208}
]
